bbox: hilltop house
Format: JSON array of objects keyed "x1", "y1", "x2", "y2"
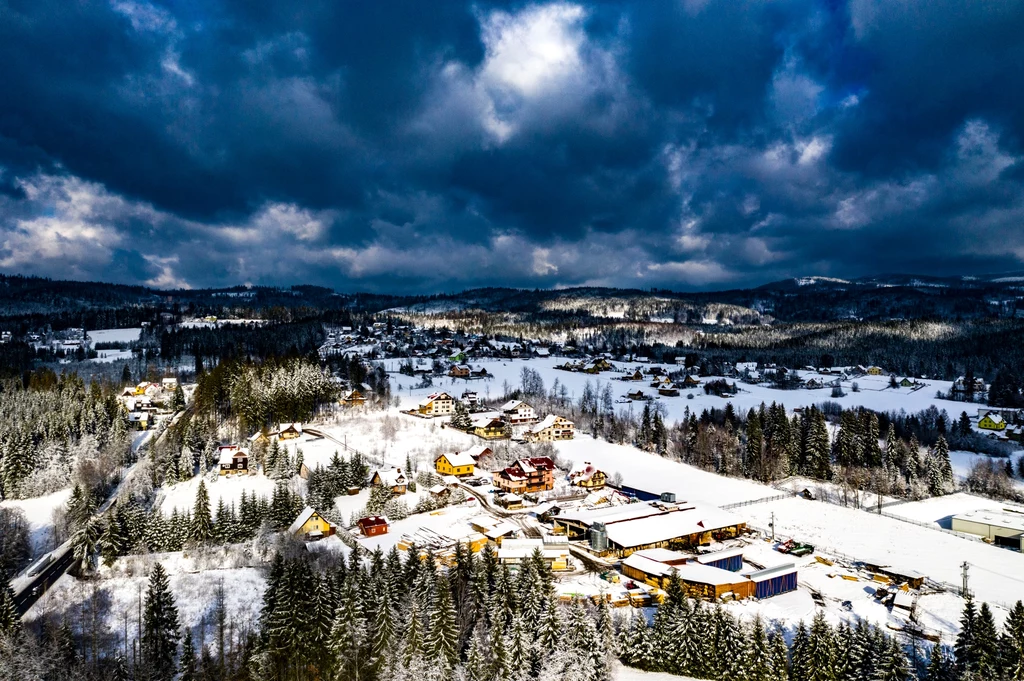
[
  {"x1": 493, "y1": 457, "x2": 557, "y2": 494},
  {"x1": 500, "y1": 399, "x2": 537, "y2": 425},
  {"x1": 435, "y1": 451, "x2": 476, "y2": 477},
  {"x1": 217, "y1": 445, "x2": 249, "y2": 476},
  {"x1": 524, "y1": 415, "x2": 574, "y2": 442},
  {"x1": 370, "y1": 468, "x2": 408, "y2": 494},
  {"x1": 417, "y1": 392, "x2": 455, "y2": 417},
  {"x1": 288, "y1": 507, "x2": 337, "y2": 541}
]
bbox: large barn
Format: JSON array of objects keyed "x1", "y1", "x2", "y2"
[{"x1": 553, "y1": 498, "x2": 746, "y2": 557}]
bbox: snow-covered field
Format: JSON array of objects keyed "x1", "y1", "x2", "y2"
[
  {"x1": 87, "y1": 328, "x2": 142, "y2": 346},
  {"x1": 384, "y1": 357, "x2": 979, "y2": 429},
  {"x1": 743, "y1": 496, "x2": 1024, "y2": 611},
  {"x1": 0, "y1": 487, "x2": 71, "y2": 558},
  {"x1": 883, "y1": 492, "x2": 1019, "y2": 528},
  {"x1": 553, "y1": 435, "x2": 773, "y2": 507}
]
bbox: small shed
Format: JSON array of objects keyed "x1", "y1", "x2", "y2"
[{"x1": 357, "y1": 515, "x2": 389, "y2": 537}]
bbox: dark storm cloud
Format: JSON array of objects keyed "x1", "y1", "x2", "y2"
[{"x1": 0, "y1": 0, "x2": 1022, "y2": 292}]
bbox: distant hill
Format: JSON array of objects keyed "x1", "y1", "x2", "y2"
[{"x1": 0, "y1": 272, "x2": 1019, "y2": 324}]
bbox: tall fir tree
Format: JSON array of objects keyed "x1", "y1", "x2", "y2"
[
  {"x1": 190, "y1": 480, "x2": 213, "y2": 543},
  {"x1": 141, "y1": 562, "x2": 180, "y2": 681}
]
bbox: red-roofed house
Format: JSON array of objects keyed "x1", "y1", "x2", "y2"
[{"x1": 493, "y1": 457, "x2": 557, "y2": 494}]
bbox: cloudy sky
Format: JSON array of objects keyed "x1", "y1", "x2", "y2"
[{"x1": 1, "y1": 1, "x2": 1023, "y2": 292}]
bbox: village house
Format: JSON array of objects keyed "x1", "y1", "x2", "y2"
[
  {"x1": 448, "y1": 365, "x2": 471, "y2": 379},
  {"x1": 493, "y1": 457, "x2": 557, "y2": 494},
  {"x1": 461, "y1": 390, "x2": 479, "y2": 407},
  {"x1": 435, "y1": 451, "x2": 476, "y2": 477},
  {"x1": 357, "y1": 515, "x2": 389, "y2": 537},
  {"x1": 340, "y1": 388, "x2": 367, "y2": 407},
  {"x1": 624, "y1": 369, "x2": 645, "y2": 382},
  {"x1": 417, "y1": 392, "x2": 455, "y2": 417},
  {"x1": 370, "y1": 468, "x2": 408, "y2": 494},
  {"x1": 626, "y1": 390, "x2": 647, "y2": 401},
  {"x1": 568, "y1": 462, "x2": 607, "y2": 490},
  {"x1": 681, "y1": 374, "x2": 701, "y2": 388},
  {"x1": 288, "y1": 507, "x2": 337, "y2": 541},
  {"x1": 658, "y1": 384, "x2": 680, "y2": 397},
  {"x1": 500, "y1": 399, "x2": 537, "y2": 425},
  {"x1": 277, "y1": 423, "x2": 303, "y2": 440},
  {"x1": 428, "y1": 484, "x2": 451, "y2": 502},
  {"x1": 470, "y1": 415, "x2": 509, "y2": 440},
  {"x1": 161, "y1": 377, "x2": 178, "y2": 391},
  {"x1": 523, "y1": 414, "x2": 575, "y2": 442},
  {"x1": 217, "y1": 445, "x2": 249, "y2": 476},
  {"x1": 979, "y1": 411, "x2": 1007, "y2": 431}
]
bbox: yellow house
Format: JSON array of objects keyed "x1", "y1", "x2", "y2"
[
  {"x1": 417, "y1": 392, "x2": 455, "y2": 417},
  {"x1": 470, "y1": 416, "x2": 509, "y2": 440},
  {"x1": 979, "y1": 412, "x2": 1007, "y2": 431},
  {"x1": 287, "y1": 506, "x2": 337, "y2": 541},
  {"x1": 435, "y1": 451, "x2": 476, "y2": 477},
  {"x1": 866, "y1": 366, "x2": 884, "y2": 375}
]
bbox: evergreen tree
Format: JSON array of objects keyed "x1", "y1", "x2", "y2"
[
  {"x1": 1001, "y1": 600, "x2": 1024, "y2": 681},
  {"x1": 620, "y1": 613, "x2": 658, "y2": 671},
  {"x1": 179, "y1": 629, "x2": 197, "y2": 681},
  {"x1": 0, "y1": 576, "x2": 20, "y2": 637},
  {"x1": 141, "y1": 562, "x2": 180, "y2": 681},
  {"x1": 955, "y1": 598, "x2": 979, "y2": 679},
  {"x1": 746, "y1": 410, "x2": 765, "y2": 480},
  {"x1": 190, "y1": 480, "x2": 213, "y2": 543},
  {"x1": 873, "y1": 637, "x2": 911, "y2": 681},
  {"x1": 425, "y1": 580, "x2": 459, "y2": 667},
  {"x1": 926, "y1": 644, "x2": 954, "y2": 681}
]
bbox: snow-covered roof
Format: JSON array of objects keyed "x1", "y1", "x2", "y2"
[
  {"x1": 460, "y1": 445, "x2": 492, "y2": 460},
  {"x1": 623, "y1": 552, "x2": 742, "y2": 586},
  {"x1": 497, "y1": 538, "x2": 568, "y2": 560},
  {"x1": 747, "y1": 563, "x2": 797, "y2": 583},
  {"x1": 485, "y1": 522, "x2": 519, "y2": 539},
  {"x1": 439, "y1": 451, "x2": 476, "y2": 468},
  {"x1": 695, "y1": 547, "x2": 744, "y2": 564},
  {"x1": 373, "y1": 468, "x2": 407, "y2": 487},
  {"x1": 605, "y1": 506, "x2": 740, "y2": 549},
  {"x1": 501, "y1": 400, "x2": 530, "y2": 412},
  {"x1": 954, "y1": 508, "x2": 1024, "y2": 533},
  {"x1": 982, "y1": 413, "x2": 1006, "y2": 425},
  {"x1": 288, "y1": 506, "x2": 318, "y2": 534},
  {"x1": 428, "y1": 484, "x2": 448, "y2": 495},
  {"x1": 527, "y1": 414, "x2": 571, "y2": 433},
  {"x1": 217, "y1": 445, "x2": 246, "y2": 465}
]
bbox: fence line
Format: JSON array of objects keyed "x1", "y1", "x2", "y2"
[{"x1": 721, "y1": 492, "x2": 798, "y2": 510}]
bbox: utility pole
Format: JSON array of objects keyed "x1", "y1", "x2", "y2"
[
  {"x1": 770, "y1": 512, "x2": 776, "y2": 541},
  {"x1": 962, "y1": 561, "x2": 970, "y2": 599}
]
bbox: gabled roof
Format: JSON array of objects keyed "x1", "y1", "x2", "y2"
[
  {"x1": 527, "y1": 414, "x2": 572, "y2": 433},
  {"x1": 438, "y1": 451, "x2": 476, "y2": 468},
  {"x1": 358, "y1": 515, "x2": 388, "y2": 528},
  {"x1": 501, "y1": 400, "x2": 530, "y2": 412},
  {"x1": 373, "y1": 468, "x2": 407, "y2": 486},
  {"x1": 288, "y1": 506, "x2": 322, "y2": 534}
]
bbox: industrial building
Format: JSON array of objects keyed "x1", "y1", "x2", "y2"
[
  {"x1": 620, "y1": 547, "x2": 797, "y2": 601},
  {"x1": 553, "y1": 496, "x2": 746, "y2": 557},
  {"x1": 951, "y1": 508, "x2": 1024, "y2": 550}
]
